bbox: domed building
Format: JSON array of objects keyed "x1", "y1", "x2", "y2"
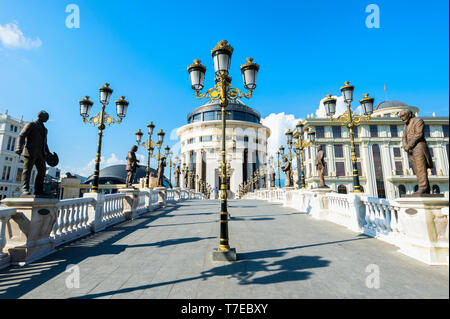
[
  {"x1": 177, "y1": 99, "x2": 271, "y2": 198},
  {"x1": 300, "y1": 100, "x2": 449, "y2": 199},
  {"x1": 371, "y1": 100, "x2": 419, "y2": 118}
]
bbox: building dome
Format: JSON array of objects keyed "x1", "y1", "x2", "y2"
[
  {"x1": 186, "y1": 99, "x2": 261, "y2": 124},
  {"x1": 84, "y1": 165, "x2": 169, "y2": 186},
  {"x1": 374, "y1": 101, "x2": 409, "y2": 110},
  {"x1": 372, "y1": 100, "x2": 418, "y2": 117}
]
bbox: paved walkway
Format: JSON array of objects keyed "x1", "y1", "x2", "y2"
[{"x1": 0, "y1": 200, "x2": 448, "y2": 299}]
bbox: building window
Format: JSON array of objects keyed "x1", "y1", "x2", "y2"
[
  {"x1": 393, "y1": 147, "x2": 401, "y2": 158},
  {"x1": 244, "y1": 136, "x2": 248, "y2": 142},
  {"x1": 335, "y1": 162, "x2": 345, "y2": 177},
  {"x1": 337, "y1": 185, "x2": 347, "y2": 194},
  {"x1": 372, "y1": 144, "x2": 386, "y2": 198},
  {"x1": 353, "y1": 126, "x2": 358, "y2": 138},
  {"x1": 390, "y1": 125, "x2": 398, "y2": 137},
  {"x1": 395, "y1": 161, "x2": 403, "y2": 175},
  {"x1": 370, "y1": 125, "x2": 378, "y2": 137},
  {"x1": 1, "y1": 166, "x2": 7, "y2": 180},
  {"x1": 6, "y1": 167, "x2": 11, "y2": 180},
  {"x1": 428, "y1": 147, "x2": 436, "y2": 175},
  {"x1": 234, "y1": 111, "x2": 246, "y2": 121},
  {"x1": 443, "y1": 125, "x2": 449, "y2": 137},
  {"x1": 332, "y1": 126, "x2": 341, "y2": 138},
  {"x1": 432, "y1": 185, "x2": 441, "y2": 194},
  {"x1": 188, "y1": 138, "x2": 195, "y2": 144},
  {"x1": 200, "y1": 136, "x2": 212, "y2": 142},
  {"x1": 320, "y1": 144, "x2": 327, "y2": 157},
  {"x1": 354, "y1": 144, "x2": 360, "y2": 158},
  {"x1": 398, "y1": 185, "x2": 406, "y2": 197},
  {"x1": 334, "y1": 144, "x2": 344, "y2": 158},
  {"x1": 192, "y1": 114, "x2": 201, "y2": 122},
  {"x1": 203, "y1": 111, "x2": 216, "y2": 121},
  {"x1": 316, "y1": 126, "x2": 325, "y2": 138},
  {"x1": 424, "y1": 125, "x2": 431, "y2": 137},
  {"x1": 356, "y1": 161, "x2": 363, "y2": 176},
  {"x1": 16, "y1": 168, "x2": 23, "y2": 182},
  {"x1": 6, "y1": 136, "x2": 12, "y2": 151}
]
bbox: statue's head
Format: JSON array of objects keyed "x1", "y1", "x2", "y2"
[
  {"x1": 37, "y1": 110, "x2": 49, "y2": 122},
  {"x1": 131, "y1": 145, "x2": 138, "y2": 152},
  {"x1": 399, "y1": 110, "x2": 414, "y2": 123}
]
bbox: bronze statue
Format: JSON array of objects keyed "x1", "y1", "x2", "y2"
[
  {"x1": 15, "y1": 110, "x2": 55, "y2": 196},
  {"x1": 125, "y1": 145, "x2": 139, "y2": 188},
  {"x1": 183, "y1": 167, "x2": 188, "y2": 188},
  {"x1": 400, "y1": 110, "x2": 433, "y2": 194},
  {"x1": 269, "y1": 166, "x2": 276, "y2": 187},
  {"x1": 157, "y1": 156, "x2": 167, "y2": 187},
  {"x1": 174, "y1": 165, "x2": 181, "y2": 188},
  {"x1": 315, "y1": 145, "x2": 328, "y2": 188},
  {"x1": 281, "y1": 157, "x2": 292, "y2": 187}
]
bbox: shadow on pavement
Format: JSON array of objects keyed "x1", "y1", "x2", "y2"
[{"x1": 0, "y1": 203, "x2": 214, "y2": 299}]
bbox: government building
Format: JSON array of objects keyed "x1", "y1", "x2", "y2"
[
  {"x1": 177, "y1": 99, "x2": 271, "y2": 198},
  {"x1": 300, "y1": 101, "x2": 449, "y2": 199}
]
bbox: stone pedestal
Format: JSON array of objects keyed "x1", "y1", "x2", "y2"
[
  {"x1": 309, "y1": 188, "x2": 333, "y2": 220},
  {"x1": 83, "y1": 192, "x2": 105, "y2": 233},
  {"x1": 155, "y1": 187, "x2": 167, "y2": 206},
  {"x1": 0, "y1": 197, "x2": 59, "y2": 265},
  {"x1": 119, "y1": 188, "x2": 140, "y2": 220},
  {"x1": 212, "y1": 248, "x2": 237, "y2": 261},
  {"x1": 395, "y1": 197, "x2": 449, "y2": 265}
]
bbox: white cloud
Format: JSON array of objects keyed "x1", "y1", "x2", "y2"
[
  {"x1": 261, "y1": 112, "x2": 302, "y2": 158},
  {"x1": 62, "y1": 153, "x2": 126, "y2": 177},
  {"x1": 0, "y1": 22, "x2": 42, "y2": 49}
]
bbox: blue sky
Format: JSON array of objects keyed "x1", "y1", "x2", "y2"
[{"x1": 0, "y1": 0, "x2": 448, "y2": 176}]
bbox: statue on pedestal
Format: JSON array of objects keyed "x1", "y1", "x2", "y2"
[
  {"x1": 281, "y1": 157, "x2": 292, "y2": 187},
  {"x1": 269, "y1": 166, "x2": 276, "y2": 187},
  {"x1": 399, "y1": 110, "x2": 433, "y2": 195},
  {"x1": 157, "y1": 156, "x2": 167, "y2": 187},
  {"x1": 174, "y1": 165, "x2": 181, "y2": 188},
  {"x1": 125, "y1": 145, "x2": 140, "y2": 188},
  {"x1": 15, "y1": 110, "x2": 58, "y2": 197},
  {"x1": 315, "y1": 145, "x2": 328, "y2": 188}
]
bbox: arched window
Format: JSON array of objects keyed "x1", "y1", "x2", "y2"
[
  {"x1": 414, "y1": 185, "x2": 419, "y2": 192},
  {"x1": 398, "y1": 184, "x2": 406, "y2": 197},
  {"x1": 372, "y1": 144, "x2": 386, "y2": 198},
  {"x1": 338, "y1": 184, "x2": 347, "y2": 194},
  {"x1": 432, "y1": 185, "x2": 441, "y2": 194}
]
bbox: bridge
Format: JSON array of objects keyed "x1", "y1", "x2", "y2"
[{"x1": 0, "y1": 187, "x2": 448, "y2": 299}]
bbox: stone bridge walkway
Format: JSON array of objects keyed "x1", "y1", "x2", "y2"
[{"x1": 0, "y1": 200, "x2": 448, "y2": 299}]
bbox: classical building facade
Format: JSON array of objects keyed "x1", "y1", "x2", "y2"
[
  {"x1": 300, "y1": 101, "x2": 449, "y2": 199},
  {"x1": 177, "y1": 100, "x2": 271, "y2": 198},
  {"x1": 0, "y1": 111, "x2": 37, "y2": 199}
]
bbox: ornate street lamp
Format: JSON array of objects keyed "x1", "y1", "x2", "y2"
[
  {"x1": 187, "y1": 40, "x2": 259, "y2": 261},
  {"x1": 135, "y1": 121, "x2": 156, "y2": 188},
  {"x1": 323, "y1": 81, "x2": 374, "y2": 193},
  {"x1": 156, "y1": 129, "x2": 165, "y2": 174},
  {"x1": 293, "y1": 122, "x2": 315, "y2": 189},
  {"x1": 79, "y1": 83, "x2": 129, "y2": 193}
]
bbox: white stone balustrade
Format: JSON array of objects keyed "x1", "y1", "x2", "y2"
[
  {"x1": 244, "y1": 187, "x2": 449, "y2": 265},
  {"x1": 0, "y1": 187, "x2": 204, "y2": 269},
  {"x1": 360, "y1": 196, "x2": 400, "y2": 244},
  {"x1": 52, "y1": 197, "x2": 95, "y2": 247},
  {"x1": 0, "y1": 207, "x2": 16, "y2": 269}
]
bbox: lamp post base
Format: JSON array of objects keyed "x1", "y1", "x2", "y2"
[{"x1": 212, "y1": 248, "x2": 236, "y2": 261}]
